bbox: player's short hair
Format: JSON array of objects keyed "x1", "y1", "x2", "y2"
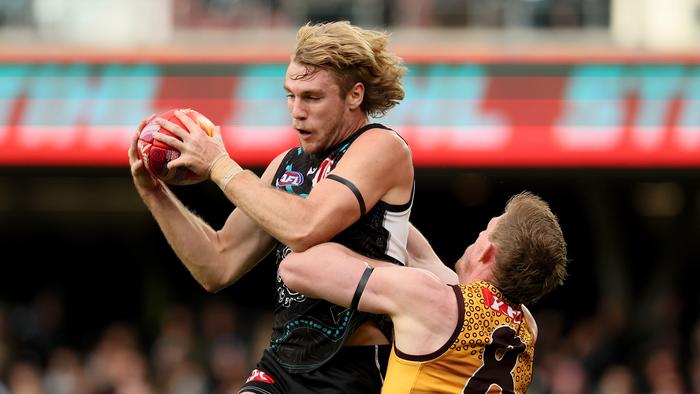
[
  {"x1": 490, "y1": 192, "x2": 568, "y2": 305},
  {"x1": 292, "y1": 21, "x2": 406, "y2": 118}
]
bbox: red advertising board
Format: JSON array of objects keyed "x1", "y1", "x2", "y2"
[{"x1": 0, "y1": 55, "x2": 698, "y2": 168}]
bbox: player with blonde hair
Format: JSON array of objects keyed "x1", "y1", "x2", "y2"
[{"x1": 128, "y1": 21, "x2": 435, "y2": 393}]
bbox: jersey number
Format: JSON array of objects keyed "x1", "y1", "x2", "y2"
[{"x1": 463, "y1": 326, "x2": 525, "y2": 394}]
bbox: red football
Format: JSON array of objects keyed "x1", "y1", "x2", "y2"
[{"x1": 137, "y1": 108, "x2": 215, "y2": 185}]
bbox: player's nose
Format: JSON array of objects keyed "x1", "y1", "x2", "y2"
[{"x1": 289, "y1": 100, "x2": 307, "y2": 119}]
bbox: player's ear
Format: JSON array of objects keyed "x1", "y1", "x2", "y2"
[
  {"x1": 347, "y1": 82, "x2": 364, "y2": 110},
  {"x1": 479, "y1": 242, "x2": 497, "y2": 266}
]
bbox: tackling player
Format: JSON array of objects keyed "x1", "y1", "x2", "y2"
[{"x1": 280, "y1": 192, "x2": 568, "y2": 393}]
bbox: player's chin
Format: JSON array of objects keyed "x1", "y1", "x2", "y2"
[{"x1": 298, "y1": 139, "x2": 321, "y2": 154}]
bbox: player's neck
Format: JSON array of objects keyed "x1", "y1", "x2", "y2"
[
  {"x1": 338, "y1": 114, "x2": 368, "y2": 140},
  {"x1": 460, "y1": 268, "x2": 493, "y2": 285}
]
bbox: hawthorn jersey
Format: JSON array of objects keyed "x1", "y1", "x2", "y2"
[
  {"x1": 269, "y1": 123, "x2": 413, "y2": 373},
  {"x1": 382, "y1": 281, "x2": 535, "y2": 394}
]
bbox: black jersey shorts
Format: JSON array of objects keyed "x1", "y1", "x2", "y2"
[{"x1": 238, "y1": 345, "x2": 391, "y2": 394}]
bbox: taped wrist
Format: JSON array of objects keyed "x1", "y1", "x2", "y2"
[
  {"x1": 351, "y1": 264, "x2": 374, "y2": 310},
  {"x1": 208, "y1": 152, "x2": 229, "y2": 177},
  {"x1": 209, "y1": 154, "x2": 243, "y2": 191}
]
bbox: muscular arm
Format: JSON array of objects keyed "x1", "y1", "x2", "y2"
[
  {"x1": 221, "y1": 129, "x2": 413, "y2": 251},
  {"x1": 152, "y1": 113, "x2": 412, "y2": 250},
  {"x1": 129, "y1": 129, "x2": 281, "y2": 292},
  {"x1": 144, "y1": 190, "x2": 276, "y2": 292},
  {"x1": 279, "y1": 243, "x2": 437, "y2": 315},
  {"x1": 280, "y1": 243, "x2": 457, "y2": 354},
  {"x1": 407, "y1": 224, "x2": 459, "y2": 285}
]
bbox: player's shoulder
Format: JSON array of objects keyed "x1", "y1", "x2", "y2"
[
  {"x1": 269, "y1": 149, "x2": 294, "y2": 167},
  {"x1": 260, "y1": 148, "x2": 296, "y2": 183},
  {"x1": 359, "y1": 125, "x2": 407, "y2": 145},
  {"x1": 522, "y1": 305, "x2": 538, "y2": 338},
  {"x1": 349, "y1": 125, "x2": 411, "y2": 159},
  {"x1": 397, "y1": 267, "x2": 453, "y2": 301}
]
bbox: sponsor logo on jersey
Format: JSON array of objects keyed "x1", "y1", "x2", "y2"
[
  {"x1": 481, "y1": 286, "x2": 523, "y2": 323},
  {"x1": 312, "y1": 158, "x2": 334, "y2": 186},
  {"x1": 245, "y1": 369, "x2": 276, "y2": 384},
  {"x1": 276, "y1": 170, "x2": 304, "y2": 187}
]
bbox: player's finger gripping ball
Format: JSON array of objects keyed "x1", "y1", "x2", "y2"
[{"x1": 137, "y1": 108, "x2": 215, "y2": 185}]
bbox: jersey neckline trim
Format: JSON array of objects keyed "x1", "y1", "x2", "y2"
[{"x1": 310, "y1": 123, "x2": 390, "y2": 160}]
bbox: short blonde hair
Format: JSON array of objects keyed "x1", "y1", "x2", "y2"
[
  {"x1": 292, "y1": 21, "x2": 406, "y2": 118},
  {"x1": 490, "y1": 192, "x2": 568, "y2": 304}
]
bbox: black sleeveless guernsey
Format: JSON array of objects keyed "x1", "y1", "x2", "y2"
[{"x1": 268, "y1": 123, "x2": 414, "y2": 373}]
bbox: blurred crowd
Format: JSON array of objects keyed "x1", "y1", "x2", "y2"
[
  {"x1": 172, "y1": 0, "x2": 609, "y2": 29},
  {"x1": 0, "y1": 290, "x2": 274, "y2": 394},
  {"x1": 0, "y1": 283, "x2": 699, "y2": 393},
  {"x1": 530, "y1": 291, "x2": 699, "y2": 394},
  {"x1": 0, "y1": 0, "x2": 609, "y2": 30}
]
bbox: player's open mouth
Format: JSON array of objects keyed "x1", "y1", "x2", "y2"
[{"x1": 297, "y1": 129, "x2": 312, "y2": 137}]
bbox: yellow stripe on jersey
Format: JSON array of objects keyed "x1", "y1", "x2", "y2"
[{"x1": 382, "y1": 281, "x2": 535, "y2": 394}]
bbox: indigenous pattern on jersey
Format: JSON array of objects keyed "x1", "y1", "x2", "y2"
[
  {"x1": 382, "y1": 281, "x2": 535, "y2": 394},
  {"x1": 269, "y1": 123, "x2": 414, "y2": 373}
]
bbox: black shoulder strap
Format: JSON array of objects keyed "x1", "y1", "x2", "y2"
[{"x1": 344, "y1": 123, "x2": 392, "y2": 144}]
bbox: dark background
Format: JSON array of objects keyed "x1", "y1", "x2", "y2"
[{"x1": 2, "y1": 165, "x2": 699, "y2": 357}]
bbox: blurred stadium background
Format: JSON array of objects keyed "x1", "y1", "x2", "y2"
[{"x1": 1, "y1": 0, "x2": 700, "y2": 392}]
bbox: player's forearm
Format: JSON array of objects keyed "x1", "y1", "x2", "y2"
[
  {"x1": 140, "y1": 188, "x2": 234, "y2": 291},
  {"x1": 220, "y1": 171, "x2": 339, "y2": 251},
  {"x1": 406, "y1": 223, "x2": 440, "y2": 261},
  {"x1": 281, "y1": 244, "x2": 399, "y2": 315},
  {"x1": 280, "y1": 245, "x2": 358, "y2": 307},
  {"x1": 407, "y1": 224, "x2": 458, "y2": 284}
]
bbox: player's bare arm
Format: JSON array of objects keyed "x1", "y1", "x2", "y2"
[
  {"x1": 326, "y1": 128, "x2": 414, "y2": 207},
  {"x1": 170, "y1": 152, "x2": 285, "y2": 292},
  {"x1": 281, "y1": 128, "x2": 413, "y2": 249},
  {"x1": 226, "y1": 128, "x2": 413, "y2": 252},
  {"x1": 407, "y1": 224, "x2": 459, "y2": 285},
  {"x1": 128, "y1": 120, "x2": 279, "y2": 292},
  {"x1": 280, "y1": 243, "x2": 457, "y2": 355},
  {"x1": 158, "y1": 120, "x2": 413, "y2": 252}
]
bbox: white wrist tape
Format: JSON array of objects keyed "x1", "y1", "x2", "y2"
[{"x1": 209, "y1": 154, "x2": 243, "y2": 191}]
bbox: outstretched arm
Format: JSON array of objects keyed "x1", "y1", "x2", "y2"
[
  {"x1": 279, "y1": 243, "x2": 457, "y2": 354},
  {"x1": 279, "y1": 243, "x2": 445, "y2": 316},
  {"x1": 407, "y1": 224, "x2": 459, "y2": 285}
]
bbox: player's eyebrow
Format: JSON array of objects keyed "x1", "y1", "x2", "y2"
[{"x1": 284, "y1": 86, "x2": 324, "y2": 96}]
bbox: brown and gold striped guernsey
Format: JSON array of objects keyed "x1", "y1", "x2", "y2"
[{"x1": 382, "y1": 280, "x2": 535, "y2": 394}]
